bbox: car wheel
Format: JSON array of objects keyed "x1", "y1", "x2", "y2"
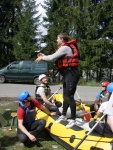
[
  {"x1": 34, "y1": 77, "x2": 40, "y2": 85},
  {"x1": 0, "y1": 75, "x2": 5, "y2": 83}
]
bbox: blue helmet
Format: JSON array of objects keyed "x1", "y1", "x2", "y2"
[
  {"x1": 107, "y1": 82, "x2": 113, "y2": 93},
  {"x1": 18, "y1": 91, "x2": 29, "y2": 102}
]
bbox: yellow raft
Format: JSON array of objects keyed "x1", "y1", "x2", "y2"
[{"x1": 35, "y1": 94, "x2": 113, "y2": 150}]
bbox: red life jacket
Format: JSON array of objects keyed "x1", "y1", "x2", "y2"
[{"x1": 56, "y1": 40, "x2": 79, "y2": 70}]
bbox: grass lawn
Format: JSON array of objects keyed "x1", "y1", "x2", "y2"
[{"x1": 0, "y1": 98, "x2": 66, "y2": 150}]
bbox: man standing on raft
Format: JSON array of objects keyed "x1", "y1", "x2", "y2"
[{"x1": 35, "y1": 33, "x2": 80, "y2": 128}]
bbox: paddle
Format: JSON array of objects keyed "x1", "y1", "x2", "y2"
[
  {"x1": 76, "y1": 91, "x2": 91, "y2": 122},
  {"x1": 48, "y1": 87, "x2": 62, "y2": 101},
  {"x1": 77, "y1": 111, "x2": 95, "y2": 118},
  {"x1": 73, "y1": 114, "x2": 106, "y2": 150}
]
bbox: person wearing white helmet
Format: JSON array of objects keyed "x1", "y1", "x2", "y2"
[
  {"x1": 17, "y1": 91, "x2": 56, "y2": 147},
  {"x1": 38, "y1": 74, "x2": 47, "y2": 81},
  {"x1": 35, "y1": 74, "x2": 61, "y2": 116}
]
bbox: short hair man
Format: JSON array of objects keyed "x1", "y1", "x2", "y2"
[{"x1": 17, "y1": 91, "x2": 56, "y2": 147}]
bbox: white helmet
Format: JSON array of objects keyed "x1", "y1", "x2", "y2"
[{"x1": 39, "y1": 74, "x2": 46, "y2": 81}]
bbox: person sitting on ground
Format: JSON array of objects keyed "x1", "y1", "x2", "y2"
[
  {"x1": 35, "y1": 74, "x2": 61, "y2": 116},
  {"x1": 90, "y1": 81, "x2": 109, "y2": 118},
  {"x1": 89, "y1": 82, "x2": 113, "y2": 135},
  {"x1": 17, "y1": 91, "x2": 56, "y2": 147}
]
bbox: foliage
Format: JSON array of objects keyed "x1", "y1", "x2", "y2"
[
  {"x1": 13, "y1": 0, "x2": 42, "y2": 60},
  {"x1": 0, "y1": 0, "x2": 21, "y2": 66},
  {"x1": 41, "y1": 0, "x2": 113, "y2": 82},
  {"x1": 0, "y1": 0, "x2": 42, "y2": 66},
  {"x1": 0, "y1": 0, "x2": 113, "y2": 82}
]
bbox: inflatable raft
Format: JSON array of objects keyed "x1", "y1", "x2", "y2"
[{"x1": 35, "y1": 94, "x2": 113, "y2": 150}]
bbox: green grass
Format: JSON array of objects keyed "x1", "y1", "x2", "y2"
[
  {"x1": 0, "y1": 127, "x2": 66, "y2": 150},
  {"x1": 0, "y1": 102, "x2": 66, "y2": 150},
  {"x1": 84, "y1": 80, "x2": 100, "y2": 86},
  {"x1": 78, "y1": 78, "x2": 100, "y2": 87}
]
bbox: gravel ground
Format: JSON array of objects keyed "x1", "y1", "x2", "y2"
[{"x1": 0, "y1": 97, "x2": 18, "y2": 107}]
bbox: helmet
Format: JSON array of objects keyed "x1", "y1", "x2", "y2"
[
  {"x1": 18, "y1": 91, "x2": 29, "y2": 102},
  {"x1": 101, "y1": 81, "x2": 109, "y2": 87},
  {"x1": 39, "y1": 74, "x2": 46, "y2": 81},
  {"x1": 107, "y1": 82, "x2": 113, "y2": 93}
]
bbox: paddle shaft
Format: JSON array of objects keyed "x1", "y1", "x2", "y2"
[
  {"x1": 73, "y1": 114, "x2": 106, "y2": 150},
  {"x1": 76, "y1": 91, "x2": 91, "y2": 121},
  {"x1": 77, "y1": 111, "x2": 95, "y2": 117},
  {"x1": 9, "y1": 117, "x2": 15, "y2": 130},
  {"x1": 48, "y1": 87, "x2": 62, "y2": 101},
  {"x1": 76, "y1": 91, "x2": 84, "y2": 110}
]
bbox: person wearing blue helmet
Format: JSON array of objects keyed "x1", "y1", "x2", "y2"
[{"x1": 17, "y1": 91, "x2": 56, "y2": 147}]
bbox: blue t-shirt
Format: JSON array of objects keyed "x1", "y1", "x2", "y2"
[{"x1": 96, "y1": 91, "x2": 108, "y2": 101}]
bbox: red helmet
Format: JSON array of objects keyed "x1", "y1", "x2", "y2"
[{"x1": 101, "y1": 81, "x2": 109, "y2": 87}]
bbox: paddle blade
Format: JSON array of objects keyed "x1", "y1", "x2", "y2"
[{"x1": 83, "y1": 110, "x2": 91, "y2": 122}]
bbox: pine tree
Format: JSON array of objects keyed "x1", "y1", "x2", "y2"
[
  {"x1": 38, "y1": 0, "x2": 113, "y2": 82},
  {"x1": 13, "y1": 0, "x2": 42, "y2": 60},
  {"x1": 0, "y1": 0, "x2": 22, "y2": 66}
]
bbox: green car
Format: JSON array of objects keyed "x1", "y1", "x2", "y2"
[{"x1": 0, "y1": 60, "x2": 49, "y2": 85}]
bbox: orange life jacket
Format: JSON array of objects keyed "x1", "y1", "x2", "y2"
[{"x1": 56, "y1": 40, "x2": 79, "y2": 70}]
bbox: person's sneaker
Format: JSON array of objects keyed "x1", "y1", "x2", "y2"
[
  {"x1": 55, "y1": 116, "x2": 67, "y2": 123},
  {"x1": 66, "y1": 120, "x2": 75, "y2": 128}
]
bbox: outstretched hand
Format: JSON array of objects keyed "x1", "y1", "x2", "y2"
[
  {"x1": 35, "y1": 53, "x2": 45, "y2": 63},
  {"x1": 38, "y1": 53, "x2": 45, "y2": 57},
  {"x1": 35, "y1": 56, "x2": 43, "y2": 63}
]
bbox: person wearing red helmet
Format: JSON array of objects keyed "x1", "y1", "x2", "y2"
[
  {"x1": 89, "y1": 82, "x2": 113, "y2": 135},
  {"x1": 90, "y1": 81, "x2": 109, "y2": 118}
]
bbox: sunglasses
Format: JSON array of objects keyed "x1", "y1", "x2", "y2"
[
  {"x1": 23, "y1": 94, "x2": 31, "y2": 103},
  {"x1": 26, "y1": 94, "x2": 30, "y2": 98}
]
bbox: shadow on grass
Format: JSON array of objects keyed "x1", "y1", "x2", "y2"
[
  {"x1": 0, "y1": 129, "x2": 54, "y2": 150},
  {"x1": 0, "y1": 135, "x2": 18, "y2": 149}
]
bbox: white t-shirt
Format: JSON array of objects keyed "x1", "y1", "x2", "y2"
[
  {"x1": 36, "y1": 86, "x2": 46, "y2": 96},
  {"x1": 98, "y1": 101, "x2": 108, "y2": 113},
  {"x1": 104, "y1": 92, "x2": 113, "y2": 115}
]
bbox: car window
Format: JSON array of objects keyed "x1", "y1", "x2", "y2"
[
  {"x1": 9, "y1": 62, "x2": 20, "y2": 70},
  {"x1": 34, "y1": 62, "x2": 47, "y2": 71},
  {"x1": 21, "y1": 62, "x2": 32, "y2": 70}
]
